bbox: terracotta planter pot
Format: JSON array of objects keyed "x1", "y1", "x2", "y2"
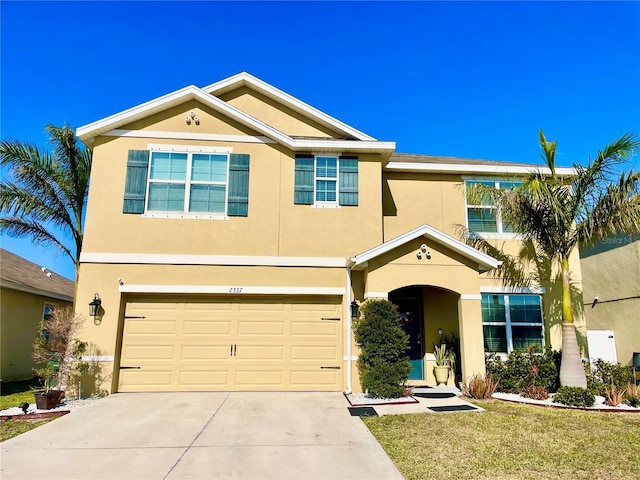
[
  {"x1": 433, "y1": 366, "x2": 450, "y2": 387},
  {"x1": 34, "y1": 390, "x2": 65, "y2": 410}
]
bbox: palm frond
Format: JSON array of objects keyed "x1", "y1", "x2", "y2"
[{"x1": 0, "y1": 217, "x2": 73, "y2": 262}]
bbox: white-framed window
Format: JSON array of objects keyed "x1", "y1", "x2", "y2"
[
  {"x1": 41, "y1": 303, "x2": 56, "y2": 340},
  {"x1": 293, "y1": 154, "x2": 358, "y2": 207},
  {"x1": 314, "y1": 155, "x2": 339, "y2": 205},
  {"x1": 481, "y1": 293, "x2": 544, "y2": 354},
  {"x1": 465, "y1": 179, "x2": 521, "y2": 235},
  {"x1": 146, "y1": 150, "x2": 230, "y2": 215}
]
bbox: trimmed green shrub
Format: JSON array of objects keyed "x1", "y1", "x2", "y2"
[
  {"x1": 485, "y1": 346, "x2": 559, "y2": 394},
  {"x1": 552, "y1": 386, "x2": 596, "y2": 407},
  {"x1": 586, "y1": 359, "x2": 633, "y2": 396},
  {"x1": 353, "y1": 299, "x2": 411, "y2": 398}
]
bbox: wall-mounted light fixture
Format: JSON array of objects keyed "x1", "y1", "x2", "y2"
[
  {"x1": 350, "y1": 300, "x2": 360, "y2": 319},
  {"x1": 89, "y1": 293, "x2": 102, "y2": 318}
]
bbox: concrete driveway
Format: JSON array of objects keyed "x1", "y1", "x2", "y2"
[{"x1": 1, "y1": 392, "x2": 403, "y2": 480}]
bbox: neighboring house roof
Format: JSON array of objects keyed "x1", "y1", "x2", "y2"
[
  {"x1": 349, "y1": 224, "x2": 501, "y2": 271},
  {"x1": 386, "y1": 153, "x2": 577, "y2": 176},
  {"x1": 76, "y1": 73, "x2": 395, "y2": 156},
  {"x1": 0, "y1": 249, "x2": 74, "y2": 302}
]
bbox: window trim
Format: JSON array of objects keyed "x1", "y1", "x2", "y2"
[
  {"x1": 144, "y1": 148, "x2": 231, "y2": 218},
  {"x1": 464, "y1": 177, "x2": 522, "y2": 239},
  {"x1": 313, "y1": 154, "x2": 340, "y2": 207},
  {"x1": 481, "y1": 293, "x2": 545, "y2": 354}
]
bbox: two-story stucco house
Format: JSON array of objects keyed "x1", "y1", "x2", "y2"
[{"x1": 75, "y1": 72, "x2": 584, "y2": 394}]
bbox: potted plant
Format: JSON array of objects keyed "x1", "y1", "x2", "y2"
[
  {"x1": 433, "y1": 343, "x2": 455, "y2": 387},
  {"x1": 32, "y1": 306, "x2": 84, "y2": 409}
]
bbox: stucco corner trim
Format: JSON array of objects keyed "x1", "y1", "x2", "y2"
[
  {"x1": 80, "y1": 252, "x2": 346, "y2": 268},
  {"x1": 460, "y1": 294, "x2": 482, "y2": 300},
  {"x1": 480, "y1": 286, "x2": 546, "y2": 294},
  {"x1": 118, "y1": 284, "x2": 345, "y2": 296},
  {"x1": 364, "y1": 292, "x2": 389, "y2": 299}
]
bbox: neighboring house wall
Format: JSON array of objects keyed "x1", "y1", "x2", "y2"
[
  {"x1": 0, "y1": 249, "x2": 74, "y2": 381},
  {"x1": 581, "y1": 234, "x2": 640, "y2": 366}
]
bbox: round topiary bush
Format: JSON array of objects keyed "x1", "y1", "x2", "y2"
[{"x1": 353, "y1": 299, "x2": 411, "y2": 398}]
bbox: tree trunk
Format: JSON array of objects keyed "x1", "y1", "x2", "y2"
[{"x1": 559, "y1": 258, "x2": 587, "y2": 388}]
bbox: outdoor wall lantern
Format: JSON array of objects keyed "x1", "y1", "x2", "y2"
[
  {"x1": 350, "y1": 300, "x2": 360, "y2": 319},
  {"x1": 89, "y1": 293, "x2": 102, "y2": 318}
]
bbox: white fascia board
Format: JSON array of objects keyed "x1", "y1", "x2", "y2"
[
  {"x1": 202, "y1": 72, "x2": 377, "y2": 142},
  {"x1": 119, "y1": 284, "x2": 344, "y2": 295},
  {"x1": 350, "y1": 224, "x2": 500, "y2": 271},
  {"x1": 385, "y1": 162, "x2": 577, "y2": 177},
  {"x1": 104, "y1": 129, "x2": 276, "y2": 144},
  {"x1": 76, "y1": 85, "x2": 295, "y2": 148},
  {"x1": 290, "y1": 139, "x2": 396, "y2": 153},
  {"x1": 80, "y1": 252, "x2": 346, "y2": 268}
]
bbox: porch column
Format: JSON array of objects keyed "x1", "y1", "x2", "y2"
[{"x1": 458, "y1": 294, "x2": 486, "y2": 380}]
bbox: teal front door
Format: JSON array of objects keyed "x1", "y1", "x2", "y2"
[{"x1": 391, "y1": 292, "x2": 423, "y2": 381}]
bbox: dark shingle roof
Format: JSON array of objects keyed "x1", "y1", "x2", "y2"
[
  {"x1": 0, "y1": 249, "x2": 74, "y2": 301},
  {"x1": 389, "y1": 153, "x2": 543, "y2": 168}
]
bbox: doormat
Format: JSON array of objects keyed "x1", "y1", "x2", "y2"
[
  {"x1": 428, "y1": 405, "x2": 479, "y2": 412},
  {"x1": 348, "y1": 406, "x2": 379, "y2": 417},
  {"x1": 414, "y1": 392, "x2": 456, "y2": 399}
]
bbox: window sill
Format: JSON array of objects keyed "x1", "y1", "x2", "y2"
[
  {"x1": 142, "y1": 212, "x2": 229, "y2": 220},
  {"x1": 312, "y1": 203, "x2": 341, "y2": 209}
]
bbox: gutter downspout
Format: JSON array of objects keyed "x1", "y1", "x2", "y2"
[{"x1": 345, "y1": 265, "x2": 353, "y2": 394}]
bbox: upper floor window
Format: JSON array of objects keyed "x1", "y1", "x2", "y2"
[
  {"x1": 294, "y1": 154, "x2": 358, "y2": 207},
  {"x1": 122, "y1": 148, "x2": 250, "y2": 217},
  {"x1": 482, "y1": 293, "x2": 544, "y2": 354},
  {"x1": 147, "y1": 152, "x2": 228, "y2": 214},
  {"x1": 465, "y1": 179, "x2": 520, "y2": 235}
]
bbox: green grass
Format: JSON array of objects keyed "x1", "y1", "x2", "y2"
[
  {"x1": 0, "y1": 418, "x2": 54, "y2": 442},
  {"x1": 0, "y1": 379, "x2": 38, "y2": 410},
  {"x1": 363, "y1": 399, "x2": 640, "y2": 480}
]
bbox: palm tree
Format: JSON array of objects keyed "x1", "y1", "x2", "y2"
[
  {"x1": 0, "y1": 124, "x2": 92, "y2": 288},
  {"x1": 465, "y1": 130, "x2": 640, "y2": 387}
]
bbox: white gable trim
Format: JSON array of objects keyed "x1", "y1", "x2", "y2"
[
  {"x1": 386, "y1": 162, "x2": 576, "y2": 177},
  {"x1": 76, "y1": 83, "x2": 395, "y2": 154},
  {"x1": 103, "y1": 129, "x2": 276, "y2": 144},
  {"x1": 203, "y1": 72, "x2": 376, "y2": 142},
  {"x1": 349, "y1": 224, "x2": 501, "y2": 271}
]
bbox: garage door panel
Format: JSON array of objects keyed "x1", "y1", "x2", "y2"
[
  {"x1": 119, "y1": 296, "x2": 342, "y2": 392},
  {"x1": 122, "y1": 345, "x2": 175, "y2": 362},
  {"x1": 183, "y1": 320, "x2": 231, "y2": 335},
  {"x1": 181, "y1": 345, "x2": 230, "y2": 360},
  {"x1": 291, "y1": 321, "x2": 339, "y2": 337},
  {"x1": 290, "y1": 345, "x2": 339, "y2": 361}
]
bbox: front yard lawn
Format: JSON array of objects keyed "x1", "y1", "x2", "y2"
[
  {"x1": 0, "y1": 378, "x2": 37, "y2": 410},
  {"x1": 363, "y1": 399, "x2": 640, "y2": 480}
]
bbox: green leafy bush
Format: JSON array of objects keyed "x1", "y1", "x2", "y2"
[
  {"x1": 485, "y1": 347, "x2": 559, "y2": 394},
  {"x1": 353, "y1": 299, "x2": 411, "y2": 398},
  {"x1": 552, "y1": 387, "x2": 595, "y2": 407},
  {"x1": 586, "y1": 359, "x2": 633, "y2": 396}
]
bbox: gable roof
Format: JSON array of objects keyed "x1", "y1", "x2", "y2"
[
  {"x1": 76, "y1": 73, "x2": 395, "y2": 156},
  {"x1": 349, "y1": 224, "x2": 501, "y2": 271},
  {"x1": 203, "y1": 72, "x2": 377, "y2": 142},
  {"x1": 0, "y1": 249, "x2": 74, "y2": 302},
  {"x1": 386, "y1": 153, "x2": 577, "y2": 176}
]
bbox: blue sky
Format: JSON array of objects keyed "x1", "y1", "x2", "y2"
[{"x1": 2, "y1": 1, "x2": 640, "y2": 280}]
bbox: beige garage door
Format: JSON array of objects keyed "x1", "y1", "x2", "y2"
[{"x1": 118, "y1": 295, "x2": 343, "y2": 392}]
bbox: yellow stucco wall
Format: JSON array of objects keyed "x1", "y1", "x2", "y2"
[{"x1": 1, "y1": 288, "x2": 71, "y2": 381}]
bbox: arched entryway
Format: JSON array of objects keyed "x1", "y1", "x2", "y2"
[{"x1": 389, "y1": 285, "x2": 461, "y2": 384}]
